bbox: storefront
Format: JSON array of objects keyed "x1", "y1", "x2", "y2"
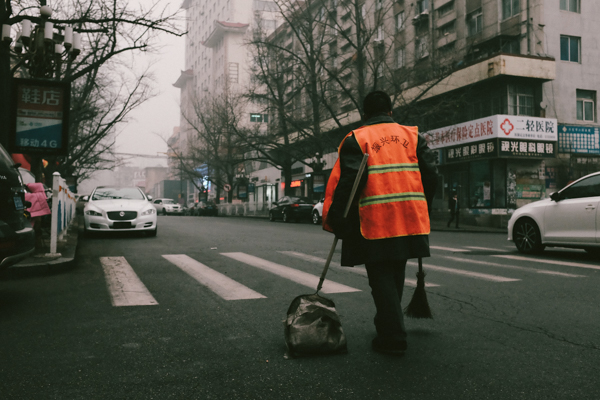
[{"x1": 425, "y1": 114, "x2": 558, "y2": 227}]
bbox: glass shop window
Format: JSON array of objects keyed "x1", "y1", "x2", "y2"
[{"x1": 469, "y1": 160, "x2": 492, "y2": 208}]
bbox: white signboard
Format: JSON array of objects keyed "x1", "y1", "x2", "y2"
[{"x1": 423, "y1": 115, "x2": 558, "y2": 149}]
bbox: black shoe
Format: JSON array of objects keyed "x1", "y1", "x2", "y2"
[{"x1": 372, "y1": 337, "x2": 407, "y2": 356}]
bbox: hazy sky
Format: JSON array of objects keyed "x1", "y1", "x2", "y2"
[{"x1": 114, "y1": 2, "x2": 186, "y2": 168}]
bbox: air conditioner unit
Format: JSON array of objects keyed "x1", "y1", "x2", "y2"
[{"x1": 421, "y1": 9, "x2": 429, "y2": 16}]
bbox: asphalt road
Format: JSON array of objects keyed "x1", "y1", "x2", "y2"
[{"x1": 1, "y1": 215, "x2": 599, "y2": 399}]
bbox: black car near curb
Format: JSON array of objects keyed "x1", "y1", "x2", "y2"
[
  {"x1": 0, "y1": 144, "x2": 35, "y2": 270},
  {"x1": 268, "y1": 196, "x2": 314, "y2": 223}
]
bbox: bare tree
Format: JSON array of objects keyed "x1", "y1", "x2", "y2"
[{"x1": 0, "y1": 0, "x2": 185, "y2": 182}]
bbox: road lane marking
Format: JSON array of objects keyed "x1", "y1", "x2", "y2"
[
  {"x1": 441, "y1": 255, "x2": 585, "y2": 278},
  {"x1": 493, "y1": 255, "x2": 600, "y2": 271},
  {"x1": 430, "y1": 246, "x2": 471, "y2": 253},
  {"x1": 163, "y1": 254, "x2": 266, "y2": 300},
  {"x1": 407, "y1": 260, "x2": 520, "y2": 282},
  {"x1": 221, "y1": 252, "x2": 360, "y2": 294},
  {"x1": 279, "y1": 251, "x2": 440, "y2": 288},
  {"x1": 465, "y1": 246, "x2": 510, "y2": 252},
  {"x1": 100, "y1": 257, "x2": 158, "y2": 307}
]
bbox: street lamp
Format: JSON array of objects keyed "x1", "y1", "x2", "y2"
[{"x1": 1, "y1": 4, "x2": 82, "y2": 80}]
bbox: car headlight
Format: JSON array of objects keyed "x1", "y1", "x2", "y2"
[
  {"x1": 85, "y1": 210, "x2": 102, "y2": 216},
  {"x1": 141, "y1": 208, "x2": 156, "y2": 215}
]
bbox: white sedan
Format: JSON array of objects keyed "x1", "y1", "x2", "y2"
[
  {"x1": 508, "y1": 171, "x2": 600, "y2": 255},
  {"x1": 83, "y1": 186, "x2": 157, "y2": 236}
]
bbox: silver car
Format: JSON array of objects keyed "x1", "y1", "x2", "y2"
[
  {"x1": 83, "y1": 186, "x2": 157, "y2": 236},
  {"x1": 152, "y1": 198, "x2": 184, "y2": 216}
]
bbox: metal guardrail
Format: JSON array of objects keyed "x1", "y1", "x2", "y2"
[{"x1": 217, "y1": 202, "x2": 272, "y2": 218}]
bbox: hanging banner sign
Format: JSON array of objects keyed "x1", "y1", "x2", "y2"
[{"x1": 9, "y1": 78, "x2": 71, "y2": 156}]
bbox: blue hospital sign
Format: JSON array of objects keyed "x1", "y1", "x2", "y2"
[
  {"x1": 558, "y1": 125, "x2": 600, "y2": 154},
  {"x1": 10, "y1": 79, "x2": 71, "y2": 156}
]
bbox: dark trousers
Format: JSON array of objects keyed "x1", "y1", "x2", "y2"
[
  {"x1": 365, "y1": 260, "x2": 408, "y2": 343},
  {"x1": 448, "y1": 210, "x2": 459, "y2": 227}
]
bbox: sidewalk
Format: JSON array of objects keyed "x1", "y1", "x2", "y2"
[
  {"x1": 2, "y1": 217, "x2": 81, "y2": 278},
  {"x1": 429, "y1": 215, "x2": 507, "y2": 234}
]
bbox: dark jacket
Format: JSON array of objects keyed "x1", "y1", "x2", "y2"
[{"x1": 328, "y1": 116, "x2": 438, "y2": 266}]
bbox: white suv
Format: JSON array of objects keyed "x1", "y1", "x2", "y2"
[{"x1": 152, "y1": 198, "x2": 184, "y2": 216}]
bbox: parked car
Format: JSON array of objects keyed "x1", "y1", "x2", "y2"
[
  {"x1": 196, "y1": 200, "x2": 218, "y2": 216},
  {"x1": 75, "y1": 194, "x2": 89, "y2": 215},
  {"x1": 152, "y1": 198, "x2": 184, "y2": 215},
  {"x1": 0, "y1": 145, "x2": 35, "y2": 270},
  {"x1": 508, "y1": 171, "x2": 600, "y2": 255},
  {"x1": 269, "y1": 196, "x2": 313, "y2": 223},
  {"x1": 83, "y1": 186, "x2": 157, "y2": 236},
  {"x1": 312, "y1": 197, "x2": 324, "y2": 225}
]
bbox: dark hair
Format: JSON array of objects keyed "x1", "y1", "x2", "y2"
[{"x1": 363, "y1": 91, "x2": 392, "y2": 119}]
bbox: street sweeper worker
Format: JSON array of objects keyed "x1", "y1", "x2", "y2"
[{"x1": 322, "y1": 90, "x2": 438, "y2": 356}]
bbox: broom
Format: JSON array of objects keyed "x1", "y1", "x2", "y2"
[
  {"x1": 316, "y1": 152, "x2": 369, "y2": 293},
  {"x1": 404, "y1": 257, "x2": 433, "y2": 319}
]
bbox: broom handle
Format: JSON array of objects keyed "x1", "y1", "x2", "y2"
[
  {"x1": 317, "y1": 152, "x2": 369, "y2": 292},
  {"x1": 418, "y1": 257, "x2": 423, "y2": 273}
]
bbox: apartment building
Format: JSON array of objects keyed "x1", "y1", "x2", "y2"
[
  {"x1": 244, "y1": 0, "x2": 599, "y2": 227},
  {"x1": 173, "y1": 0, "x2": 281, "y2": 202}
]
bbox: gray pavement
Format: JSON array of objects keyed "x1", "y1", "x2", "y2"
[{"x1": 2, "y1": 213, "x2": 506, "y2": 277}]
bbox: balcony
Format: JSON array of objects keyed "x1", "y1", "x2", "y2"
[{"x1": 402, "y1": 53, "x2": 555, "y2": 104}]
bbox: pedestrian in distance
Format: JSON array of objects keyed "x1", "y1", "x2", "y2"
[
  {"x1": 447, "y1": 190, "x2": 459, "y2": 228},
  {"x1": 322, "y1": 90, "x2": 438, "y2": 356}
]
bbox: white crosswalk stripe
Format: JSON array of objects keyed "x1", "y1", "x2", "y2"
[
  {"x1": 279, "y1": 251, "x2": 441, "y2": 288},
  {"x1": 163, "y1": 254, "x2": 266, "y2": 300},
  {"x1": 430, "y1": 245, "x2": 470, "y2": 253},
  {"x1": 465, "y1": 246, "x2": 510, "y2": 252},
  {"x1": 407, "y1": 260, "x2": 520, "y2": 282},
  {"x1": 493, "y1": 255, "x2": 600, "y2": 271},
  {"x1": 221, "y1": 252, "x2": 360, "y2": 294},
  {"x1": 440, "y1": 255, "x2": 585, "y2": 278},
  {"x1": 100, "y1": 257, "x2": 158, "y2": 307}
]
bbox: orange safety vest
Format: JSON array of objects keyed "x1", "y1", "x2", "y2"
[{"x1": 322, "y1": 123, "x2": 430, "y2": 239}]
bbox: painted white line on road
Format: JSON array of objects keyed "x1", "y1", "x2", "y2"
[
  {"x1": 407, "y1": 260, "x2": 520, "y2": 282},
  {"x1": 430, "y1": 246, "x2": 471, "y2": 253},
  {"x1": 100, "y1": 257, "x2": 158, "y2": 307},
  {"x1": 493, "y1": 255, "x2": 600, "y2": 271},
  {"x1": 465, "y1": 246, "x2": 510, "y2": 252},
  {"x1": 441, "y1": 255, "x2": 585, "y2": 278},
  {"x1": 163, "y1": 254, "x2": 266, "y2": 300},
  {"x1": 279, "y1": 251, "x2": 440, "y2": 287},
  {"x1": 221, "y1": 252, "x2": 360, "y2": 294}
]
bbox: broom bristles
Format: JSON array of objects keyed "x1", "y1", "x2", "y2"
[{"x1": 404, "y1": 270, "x2": 433, "y2": 319}]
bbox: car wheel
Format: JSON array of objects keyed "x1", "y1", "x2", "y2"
[
  {"x1": 282, "y1": 210, "x2": 291, "y2": 223},
  {"x1": 269, "y1": 211, "x2": 275, "y2": 222},
  {"x1": 312, "y1": 211, "x2": 320, "y2": 225},
  {"x1": 148, "y1": 226, "x2": 157, "y2": 237},
  {"x1": 513, "y1": 218, "x2": 544, "y2": 254},
  {"x1": 162, "y1": 209, "x2": 167, "y2": 216}
]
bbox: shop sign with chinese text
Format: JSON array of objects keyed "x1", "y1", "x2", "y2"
[
  {"x1": 557, "y1": 125, "x2": 600, "y2": 154},
  {"x1": 9, "y1": 78, "x2": 71, "y2": 156},
  {"x1": 445, "y1": 139, "x2": 497, "y2": 163},
  {"x1": 498, "y1": 139, "x2": 555, "y2": 158},
  {"x1": 424, "y1": 115, "x2": 557, "y2": 149}
]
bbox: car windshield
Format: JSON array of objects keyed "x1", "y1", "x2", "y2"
[{"x1": 92, "y1": 187, "x2": 145, "y2": 201}]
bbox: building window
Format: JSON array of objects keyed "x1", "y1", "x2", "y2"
[
  {"x1": 508, "y1": 84, "x2": 534, "y2": 116},
  {"x1": 376, "y1": 64, "x2": 384, "y2": 78},
  {"x1": 417, "y1": 0, "x2": 429, "y2": 14},
  {"x1": 502, "y1": 0, "x2": 520, "y2": 19},
  {"x1": 560, "y1": 0, "x2": 580, "y2": 13},
  {"x1": 228, "y1": 62, "x2": 239, "y2": 84},
  {"x1": 577, "y1": 90, "x2": 596, "y2": 121},
  {"x1": 376, "y1": 0, "x2": 384, "y2": 10},
  {"x1": 439, "y1": 22, "x2": 455, "y2": 37},
  {"x1": 396, "y1": 11, "x2": 405, "y2": 31},
  {"x1": 395, "y1": 47, "x2": 405, "y2": 69},
  {"x1": 467, "y1": 9, "x2": 482, "y2": 36},
  {"x1": 437, "y1": 1, "x2": 454, "y2": 18},
  {"x1": 560, "y1": 35, "x2": 580, "y2": 62},
  {"x1": 250, "y1": 113, "x2": 269, "y2": 123},
  {"x1": 416, "y1": 37, "x2": 429, "y2": 59},
  {"x1": 376, "y1": 25, "x2": 384, "y2": 41}
]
